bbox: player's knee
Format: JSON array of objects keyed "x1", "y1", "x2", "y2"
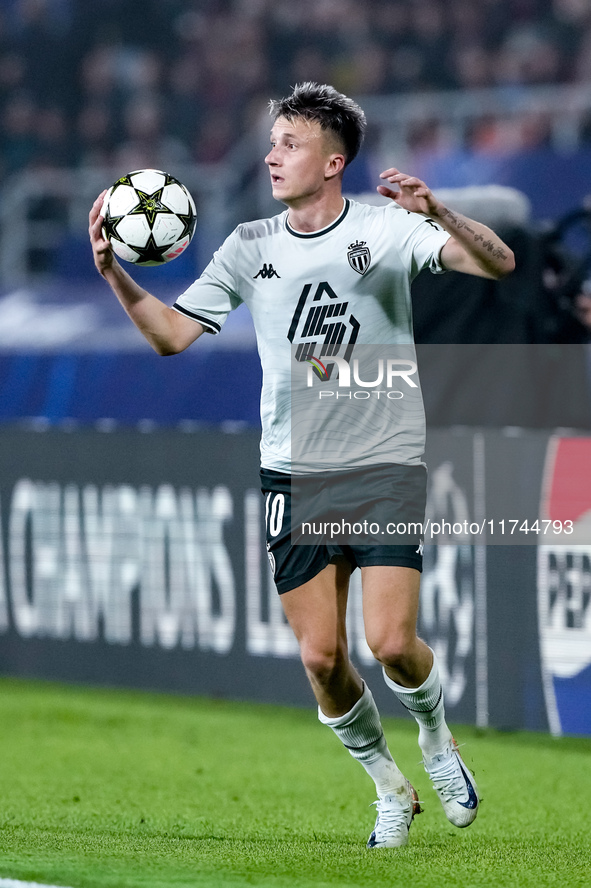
[
  {"x1": 366, "y1": 629, "x2": 416, "y2": 670},
  {"x1": 300, "y1": 640, "x2": 347, "y2": 685}
]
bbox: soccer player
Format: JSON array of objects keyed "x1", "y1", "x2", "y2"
[{"x1": 89, "y1": 82, "x2": 514, "y2": 849}]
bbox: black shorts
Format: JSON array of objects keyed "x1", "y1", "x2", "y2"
[{"x1": 260, "y1": 464, "x2": 426, "y2": 594}]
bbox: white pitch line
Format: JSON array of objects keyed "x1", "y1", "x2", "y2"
[{"x1": 0, "y1": 879, "x2": 74, "y2": 888}]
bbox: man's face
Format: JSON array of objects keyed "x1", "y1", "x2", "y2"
[{"x1": 265, "y1": 116, "x2": 343, "y2": 205}]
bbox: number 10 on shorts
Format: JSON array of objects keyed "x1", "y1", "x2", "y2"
[{"x1": 266, "y1": 492, "x2": 285, "y2": 537}]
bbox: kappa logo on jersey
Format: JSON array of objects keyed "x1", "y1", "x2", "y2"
[
  {"x1": 287, "y1": 280, "x2": 360, "y2": 364},
  {"x1": 347, "y1": 240, "x2": 371, "y2": 275},
  {"x1": 254, "y1": 263, "x2": 281, "y2": 279}
]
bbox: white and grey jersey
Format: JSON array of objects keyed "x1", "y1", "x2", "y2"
[{"x1": 173, "y1": 198, "x2": 450, "y2": 472}]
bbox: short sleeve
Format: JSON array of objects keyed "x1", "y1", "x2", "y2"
[
  {"x1": 173, "y1": 230, "x2": 243, "y2": 334},
  {"x1": 390, "y1": 206, "x2": 451, "y2": 280}
]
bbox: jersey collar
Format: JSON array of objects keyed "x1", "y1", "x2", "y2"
[{"x1": 285, "y1": 198, "x2": 350, "y2": 239}]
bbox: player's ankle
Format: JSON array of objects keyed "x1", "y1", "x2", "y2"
[{"x1": 419, "y1": 725, "x2": 453, "y2": 758}]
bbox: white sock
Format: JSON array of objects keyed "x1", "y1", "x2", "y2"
[
  {"x1": 318, "y1": 683, "x2": 407, "y2": 798},
  {"x1": 382, "y1": 652, "x2": 452, "y2": 758}
]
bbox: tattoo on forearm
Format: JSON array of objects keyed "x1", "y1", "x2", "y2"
[
  {"x1": 482, "y1": 239, "x2": 508, "y2": 260},
  {"x1": 439, "y1": 208, "x2": 508, "y2": 262}
]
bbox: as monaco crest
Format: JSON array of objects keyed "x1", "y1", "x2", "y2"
[{"x1": 347, "y1": 240, "x2": 371, "y2": 275}]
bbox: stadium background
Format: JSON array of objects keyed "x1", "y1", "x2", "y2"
[{"x1": 0, "y1": 0, "x2": 590, "y2": 738}]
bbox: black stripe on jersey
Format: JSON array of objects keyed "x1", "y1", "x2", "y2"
[
  {"x1": 286, "y1": 199, "x2": 350, "y2": 238},
  {"x1": 287, "y1": 283, "x2": 312, "y2": 343},
  {"x1": 172, "y1": 303, "x2": 221, "y2": 333}
]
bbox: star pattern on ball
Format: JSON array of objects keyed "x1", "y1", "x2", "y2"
[
  {"x1": 130, "y1": 189, "x2": 171, "y2": 226},
  {"x1": 102, "y1": 171, "x2": 197, "y2": 265}
]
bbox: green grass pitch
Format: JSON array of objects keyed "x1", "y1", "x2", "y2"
[{"x1": 0, "y1": 677, "x2": 589, "y2": 888}]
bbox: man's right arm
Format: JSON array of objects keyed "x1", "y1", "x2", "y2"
[{"x1": 89, "y1": 192, "x2": 205, "y2": 355}]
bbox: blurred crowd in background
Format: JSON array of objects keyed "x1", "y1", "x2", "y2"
[{"x1": 2, "y1": 0, "x2": 591, "y2": 180}]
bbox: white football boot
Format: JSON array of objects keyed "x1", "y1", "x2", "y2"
[
  {"x1": 367, "y1": 780, "x2": 422, "y2": 849},
  {"x1": 422, "y1": 738, "x2": 479, "y2": 827}
]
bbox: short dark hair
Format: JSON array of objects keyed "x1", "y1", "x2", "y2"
[{"x1": 269, "y1": 82, "x2": 366, "y2": 166}]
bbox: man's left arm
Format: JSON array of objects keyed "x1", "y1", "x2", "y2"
[{"x1": 378, "y1": 168, "x2": 516, "y2": 280}]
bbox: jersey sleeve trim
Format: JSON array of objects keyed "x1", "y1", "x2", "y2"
[
  {"x1": 429, "y1": 232, "x2": 452, "y2": 274},
  {"x1": 172, "y1": 303, "x2": 222, "y2": 333}
]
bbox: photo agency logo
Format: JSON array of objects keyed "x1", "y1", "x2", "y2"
[
  {"x1": 302, "y1": 351, "x2": 419, "y2": 401},
  {"x1": 290, "y1": 343, "x2": 426, "y2": 477}
]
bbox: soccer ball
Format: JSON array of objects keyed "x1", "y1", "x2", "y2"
[{"x1": 101, "y1": 169, "x2": 197, "y2": 265}]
